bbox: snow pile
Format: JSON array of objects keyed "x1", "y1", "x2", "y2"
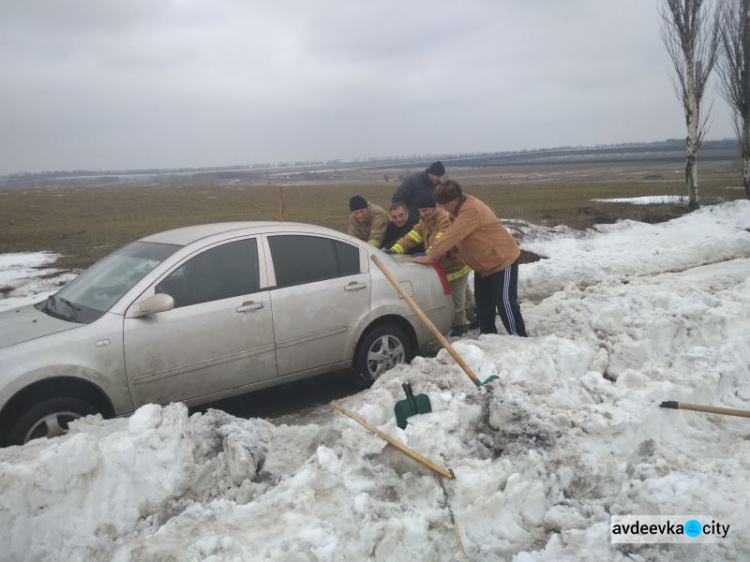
[
  {"x1": 0, "y1": 252, "x2": 76, "y2": 312},
  {"x1": 520, "y1": 200, "x2": 750, "y2": 300},
  {"x1": 592, "y1": 196, "x2": 687, "y2": 205},
  {"x1": 0, "y1": 404, "x2": 277, "y2": 561},
  {"x1": 0, "y1": 200, "x2": 749, "y2": 561}
]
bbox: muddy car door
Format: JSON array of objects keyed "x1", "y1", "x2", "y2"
[
  {"x1": 123, "y1": 237, "x2": 277, "y2": 407},
  {"x1": 265, "y1": 234, "x2": 370, "y2": 376}
]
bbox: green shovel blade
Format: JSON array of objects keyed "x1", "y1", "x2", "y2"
[
  {"x1": 395, "y1": 382, "x2": 432, "y2": 429},
  {"x1": 474, "y1": 375, "x2": 499, "y2": 387}
]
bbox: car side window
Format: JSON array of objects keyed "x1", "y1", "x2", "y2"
[
  {"x1": 268, "y1": 235, "x2": 360, "y2": 287},
  {"x1": 334, "y1": 240, "x2": 360, "y2": 276},
  {"x1": 156, "y1": 238, "x2": 260, "y2": 307}
]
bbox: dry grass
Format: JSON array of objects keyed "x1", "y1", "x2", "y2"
[{"x1": 0, "y1": 160, "x2": 744, "y2": 269}]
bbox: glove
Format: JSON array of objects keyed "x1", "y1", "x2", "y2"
[
  {"x1": 411, "y1": 252, "x2": 426, "y2": 257},
  {"x1": 383, "y1": 248, "x2": 394, "y2": 254}
]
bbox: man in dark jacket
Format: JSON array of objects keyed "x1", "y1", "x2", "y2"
[
  {"x1": 382, "y1": 202, "x2": 418, "y2": 249},
  {"x1": 391, "y1": 161, "x2": 445, "y2": 223}
]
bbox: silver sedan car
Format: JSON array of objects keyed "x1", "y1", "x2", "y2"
[{"x1": 0, "y1": 222, "x2": 453, "y2": 446}]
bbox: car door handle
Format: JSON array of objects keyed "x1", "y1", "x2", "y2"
[
  {"x1": 344, "y1": 282, "x2": 367, "y2": 292},
  {"x1": 236, "y1": 301, "x2": 264, "y2": 312}
]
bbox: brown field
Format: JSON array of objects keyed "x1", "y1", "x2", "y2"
[{"x1": 0, "y1": 159, "x2": 744, "y2": 270}]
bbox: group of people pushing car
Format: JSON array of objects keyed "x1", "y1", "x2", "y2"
[{"x1": 347, "y1": 161, "x2": 527, "y2": 339}]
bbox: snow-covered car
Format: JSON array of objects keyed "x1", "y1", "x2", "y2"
[{"x1": 0, "y1": 222, "x2": 453, "y2": 446}]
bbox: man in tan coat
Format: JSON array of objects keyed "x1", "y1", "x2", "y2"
[
  {"x1": 387, "y1": 192, "x2": 476, "y2": 335},
  {"x1": 407, "y1": 181, "x2": 527, "y2": 337},
  {"x1": 347, "y1": 195, "x2": 389, "y2": 248}
]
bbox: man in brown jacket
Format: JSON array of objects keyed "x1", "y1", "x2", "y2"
[
  {"x1": 347, "y1": 195, "x2": 389, "y2": 248},
  {"x1": 407, "y1": 181, "x2": 527, "y2": 337},
  {"x1": 387, "y1": 192, "x2": 476, "y2": 335}
]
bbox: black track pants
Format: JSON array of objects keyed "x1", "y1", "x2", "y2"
[{"x1": 474, "y1": 259, "x2": 527, "y2": 337}]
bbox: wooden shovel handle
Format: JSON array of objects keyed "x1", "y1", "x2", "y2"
[
  {"x1": 661, "y1": 401, "x2": 750, "y2": 418},
  {"x1": 370, "y1": 255, "x2": 480, "y2": 384},
  {"x1": 331, "y1": 401, "x2": 453, "y2": 479}
]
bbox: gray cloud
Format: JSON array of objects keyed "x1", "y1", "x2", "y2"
[{"x1": 0, "y1": 0, "x2": 734, "y2": 174}]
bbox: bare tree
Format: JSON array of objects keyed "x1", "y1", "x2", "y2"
[
  {"x1": 717, "y1": 0, "x2": 750, "y2": 199},
  {"x1": 660, "y1": 0, "x2": 721, "y2": 209}
]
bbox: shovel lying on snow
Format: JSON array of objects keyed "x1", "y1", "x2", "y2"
[
  {"x1": 394, "y1": 382, "x2": 432, "y2": 429},
  {"x1": 371, "y1": 255, "x2": 498, "y2": 388},
  {"x1": 331, "y1": 401, "x2": 452, "y2": 478},
  {"x1": 660, "y1": 401, "x2": 750, "y2": 419}
]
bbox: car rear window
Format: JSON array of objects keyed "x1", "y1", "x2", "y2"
[{"x1": 268, "y1": 235, "x2": 360, "y2": 287}]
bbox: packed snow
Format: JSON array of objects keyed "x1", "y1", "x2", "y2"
[
  {"x1": 0, "y1": 252, "x2": 75, "y2": 313},
  {"x1": 1, "y1": 200, "x2": 749, "y2": 562},
  {"x1": 592, "y1": 196, "x2": 687, "y2": 205}
]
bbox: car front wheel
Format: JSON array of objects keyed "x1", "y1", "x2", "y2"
[
  {"x1": 354, "y1": 325, "x2": 413, "y2": 384},
  {"x1": 8, "y1": 397, "x2": 100, "y2": 446}
]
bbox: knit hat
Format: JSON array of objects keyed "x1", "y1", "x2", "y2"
[
  {"x1": 415, "y1": 191, "x2": 436, "y2": 209},
  {"x1": 349, "y1": 195, "x2": 368, "y2": 211},
  {"x1": 426, "y1": 161, "x2": 445, "y2": 176}
]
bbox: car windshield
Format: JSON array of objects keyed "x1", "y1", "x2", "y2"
[{"x1": 36, "y1": 241, "x2": 181, "y2": 324}]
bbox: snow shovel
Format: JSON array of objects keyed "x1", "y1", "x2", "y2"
[
  {"x1": 331, "y1": 401, "x2": 453, "y2": 478},
  {"x1": 371, "y1": 255, "x2": 498, "y2": 388},
  {"x1": 660, "y1": 401, "x2": 750, "y2": 419},
  {"x1": 394, "y1": 382, "x2": 432, "y2": 429}
]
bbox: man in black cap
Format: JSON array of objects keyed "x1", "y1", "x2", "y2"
[
  {"x1": 391, "y1": 161, "x2": 446, "y2": 223},
  {"x1": 347, "y1": 195, "x2": 389, "y2": 248}
]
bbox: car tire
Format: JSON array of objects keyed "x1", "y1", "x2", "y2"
[
  {"x1": 7, "y1": 397, "x2": 100, "y2": 446},
  {"x1": 354, "y1": 325, "x2": 413, "y2": 385}
]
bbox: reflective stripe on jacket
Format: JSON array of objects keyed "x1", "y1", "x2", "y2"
[{"x1": 391, "y1": 208, "x2": 470, "y2": 279}]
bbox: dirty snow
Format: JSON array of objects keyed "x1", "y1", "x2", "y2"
[
  {"x1": 592, "y1": 196, "x2": 687, "y2": 205},
  {"x1": 1, "y1": 200, "x2": 749, "y2": 561},
  {"x1": 0, "y1": 252, "x2": 76, "y2": 312}
]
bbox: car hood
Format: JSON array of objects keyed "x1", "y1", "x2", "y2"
[{"x1": 0, "y1": 304, "x2": 82, "y2": 350}]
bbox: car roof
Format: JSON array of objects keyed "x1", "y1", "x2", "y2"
[{"x1": 139, "y1": 221, "x2": 335, "y2": 246}]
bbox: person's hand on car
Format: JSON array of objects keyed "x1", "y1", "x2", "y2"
[{"x1": 406, "y1": 254, "x2": 434, "y2": 264}]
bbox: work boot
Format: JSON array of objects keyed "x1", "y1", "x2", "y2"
[{"x1": 449, "y1": 324, "x2": 470, "y2": 337}]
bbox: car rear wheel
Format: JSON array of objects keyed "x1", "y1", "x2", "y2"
[
  {"x1": 354, "y1": 325, "x2": 413, "y2": 384},
  {"x1": 8, "y1": 397, "x2": 100, "y2": 446}
]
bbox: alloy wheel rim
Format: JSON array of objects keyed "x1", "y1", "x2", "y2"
[
  {"x1": 24, "y1": 411, "x2": 82, "y2": 443},
  {"x1": 366, "y1": 334, "x2": 406, "y2": 379}
]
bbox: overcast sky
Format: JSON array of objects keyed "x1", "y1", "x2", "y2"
[{"x1": 0, "y1": 0, "x2": 735, "y2": 175}]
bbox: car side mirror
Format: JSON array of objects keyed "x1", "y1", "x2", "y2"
[{"x1": 128, "y1": 293, "x2": 175, "y2": 318}]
